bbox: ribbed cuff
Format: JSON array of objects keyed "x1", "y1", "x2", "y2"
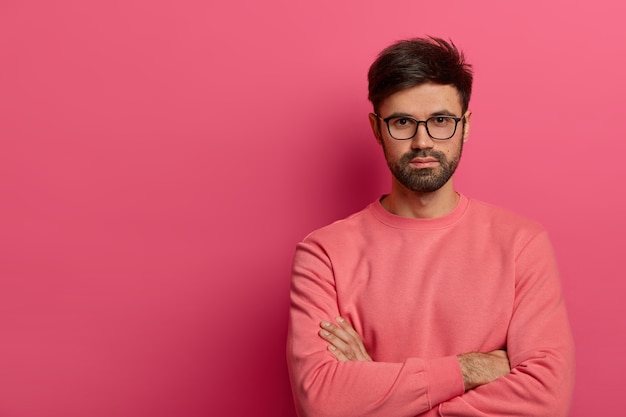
[{"x1": 424, "y1": 355, "x2": 465, "y2": 408}]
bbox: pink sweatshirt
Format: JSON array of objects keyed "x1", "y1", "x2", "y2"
[{"x1": 287, "y1": 195, "x2": 575, "y2": 417}]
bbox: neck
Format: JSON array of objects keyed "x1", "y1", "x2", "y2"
[{"x1": 382, "y1": 179, "x2": 460, "y2": 219}]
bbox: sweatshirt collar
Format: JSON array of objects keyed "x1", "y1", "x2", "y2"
[{"x1": 369, "y1": 194, "x2": 469, "y2": 230}]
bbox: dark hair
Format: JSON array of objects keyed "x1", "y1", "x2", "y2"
[{"x1": 368, "y1": 37, "x2": 473, "y2": 113}]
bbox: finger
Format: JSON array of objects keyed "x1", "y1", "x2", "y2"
[
  {"x1": 319, "y1": 329, "x2": 355, "y2": 359},
  {"x1": 320, "y1": 321, "x2": 371, "y2": 362},
  {"x1": 320, "y1": 321, "x2": 354, "y2": 345},
  {"x1": 336, "y1": 317, "x2": 372, "y2": 361},
  {"x1": 328, "y1": 344, "x2": 349, "y2": 362},
  {"x1": 336, "y1": 316, "x2": 360, "y2": 337}
]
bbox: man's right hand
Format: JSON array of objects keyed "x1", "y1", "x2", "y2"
[
  {"x1": 457, "y1": 350, "x2": 511, "y2": 391},
  {"x1": 319, "y1": 317, "x2": 372, "y2": 362}
]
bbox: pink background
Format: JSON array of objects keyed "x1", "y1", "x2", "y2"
[{"x1": 0, "y1": 1, "x2": 624, "y2": 415}]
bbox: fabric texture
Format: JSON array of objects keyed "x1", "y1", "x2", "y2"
[{"x1": 287, "y1": 195, "x2": 575, "y2": 417}]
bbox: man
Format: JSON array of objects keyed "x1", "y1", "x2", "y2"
[{"x1": 287, "y1": 37, "x2": 575, "y2": 417}]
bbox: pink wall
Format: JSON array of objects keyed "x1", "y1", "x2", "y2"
[{"x1": 0, "y1": 1, "x2": 624, "y2": 415}]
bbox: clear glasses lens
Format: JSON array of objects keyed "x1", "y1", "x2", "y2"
[{"x1": 387, "y1": 116, "x2": 458, "y2": 140}]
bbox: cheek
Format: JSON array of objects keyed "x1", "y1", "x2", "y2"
[
  {"x1": 444, "y1": 139, "x2": 463, "y2": 155},
  {"x1": 383, "y1": 140, "x2": 408, "y2": 158}
]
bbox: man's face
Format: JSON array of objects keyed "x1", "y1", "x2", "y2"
[{"x1": 370, "y1": 83, "x2": 470, "y2": 193}]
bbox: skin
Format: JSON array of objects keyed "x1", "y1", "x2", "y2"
[{"x1": 319, "y1": 83, "x2": 511, "y2": 391}]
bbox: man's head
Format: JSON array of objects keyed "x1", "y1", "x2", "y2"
[
  {"x1": 367, "y1": 37, "x2": 473, "y2": 194},
  {"x1": 368, "y1": 37, "x2": 473, "y2": 115}
]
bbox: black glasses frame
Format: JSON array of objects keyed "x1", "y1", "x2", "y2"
[{"x1": 374, "y1": 114, "x2": 464, "y2": 141}]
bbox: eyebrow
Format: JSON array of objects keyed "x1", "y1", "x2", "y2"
[{"x1": 384, "y1": 110, "x2": 459, "y2": 119}]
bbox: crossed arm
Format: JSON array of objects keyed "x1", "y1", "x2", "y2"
[{"x1": 319, "y1": 317, "x2": 511, "y2": 392}]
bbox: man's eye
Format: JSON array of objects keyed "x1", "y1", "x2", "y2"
[
  {"x1": 431, "y1": 116, "x2": 451, "y2": 126},
  {"x1": 392, "y1": 118, "x2": 414, "y2": 129}
]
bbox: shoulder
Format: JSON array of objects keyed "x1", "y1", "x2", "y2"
[
  {"x1": 467, "y1": 198, "x2": 543, "y2": 231},
  {"x1": 292, "y1": 202, "x2": 379, "y2": 266},
  {"x1": 465, "y1": 197, "x2": 550, "y2": 252},
  {"x1": 301, "y1": 203, "x2": 376, "y2": 245}
]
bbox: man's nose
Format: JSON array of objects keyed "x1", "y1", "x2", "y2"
[{"x1": 411, "y1": 122, "x2": 434, "y2": 149}]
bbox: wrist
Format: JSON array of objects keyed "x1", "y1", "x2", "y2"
[
  {"x1": 457, "y1": 350, "x2": 510, "y2": 391},
  {"x1": 457, "y1": 352, "x2": 484, "y2": 391}
]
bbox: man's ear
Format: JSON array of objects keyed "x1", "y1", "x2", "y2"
[
  {"x1": 462, "y1": 111, "x2": 471, "y2": 142},
  {"x1": 369, "y1": 113, "x2": 383, "y2": 145}
]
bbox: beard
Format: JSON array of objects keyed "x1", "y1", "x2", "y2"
[{"x1": 385, "y1": 144, "x2": 463, "y2": 193}]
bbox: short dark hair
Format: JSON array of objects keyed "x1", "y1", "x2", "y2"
[{"x1": 368, "y1": 37, "x2": 473, "y2": 113}]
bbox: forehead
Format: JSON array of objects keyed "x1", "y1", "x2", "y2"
[{"x1": 379, "y1": 83, "x2": 463, "y2": 117}]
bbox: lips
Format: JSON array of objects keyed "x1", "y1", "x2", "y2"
[
  {"x1": 410, "y1": 157, "x2": 439, "y2": 164},
  {"x1": 408, "y1": 155, "x2": 440, "y2": 169}
]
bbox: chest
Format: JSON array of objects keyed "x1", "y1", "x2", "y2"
[{"x1": 332, "y1": 234, "x2": 516, "y2": 358}]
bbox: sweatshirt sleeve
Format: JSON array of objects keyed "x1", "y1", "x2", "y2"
[
  {"x1": 438, "y1": 231, "x2": 576, "y2": 417},
  {"x1": 286, "y1": 239, "x2": 465, "y2": 417}
]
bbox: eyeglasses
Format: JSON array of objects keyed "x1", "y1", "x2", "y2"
[{"x1": 374, "y1": 114, "x2": 464, "y2": 140}]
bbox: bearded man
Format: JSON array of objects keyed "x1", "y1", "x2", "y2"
[{"x1": 287, "y1": 37, "x2": 575, "y2": 417}]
